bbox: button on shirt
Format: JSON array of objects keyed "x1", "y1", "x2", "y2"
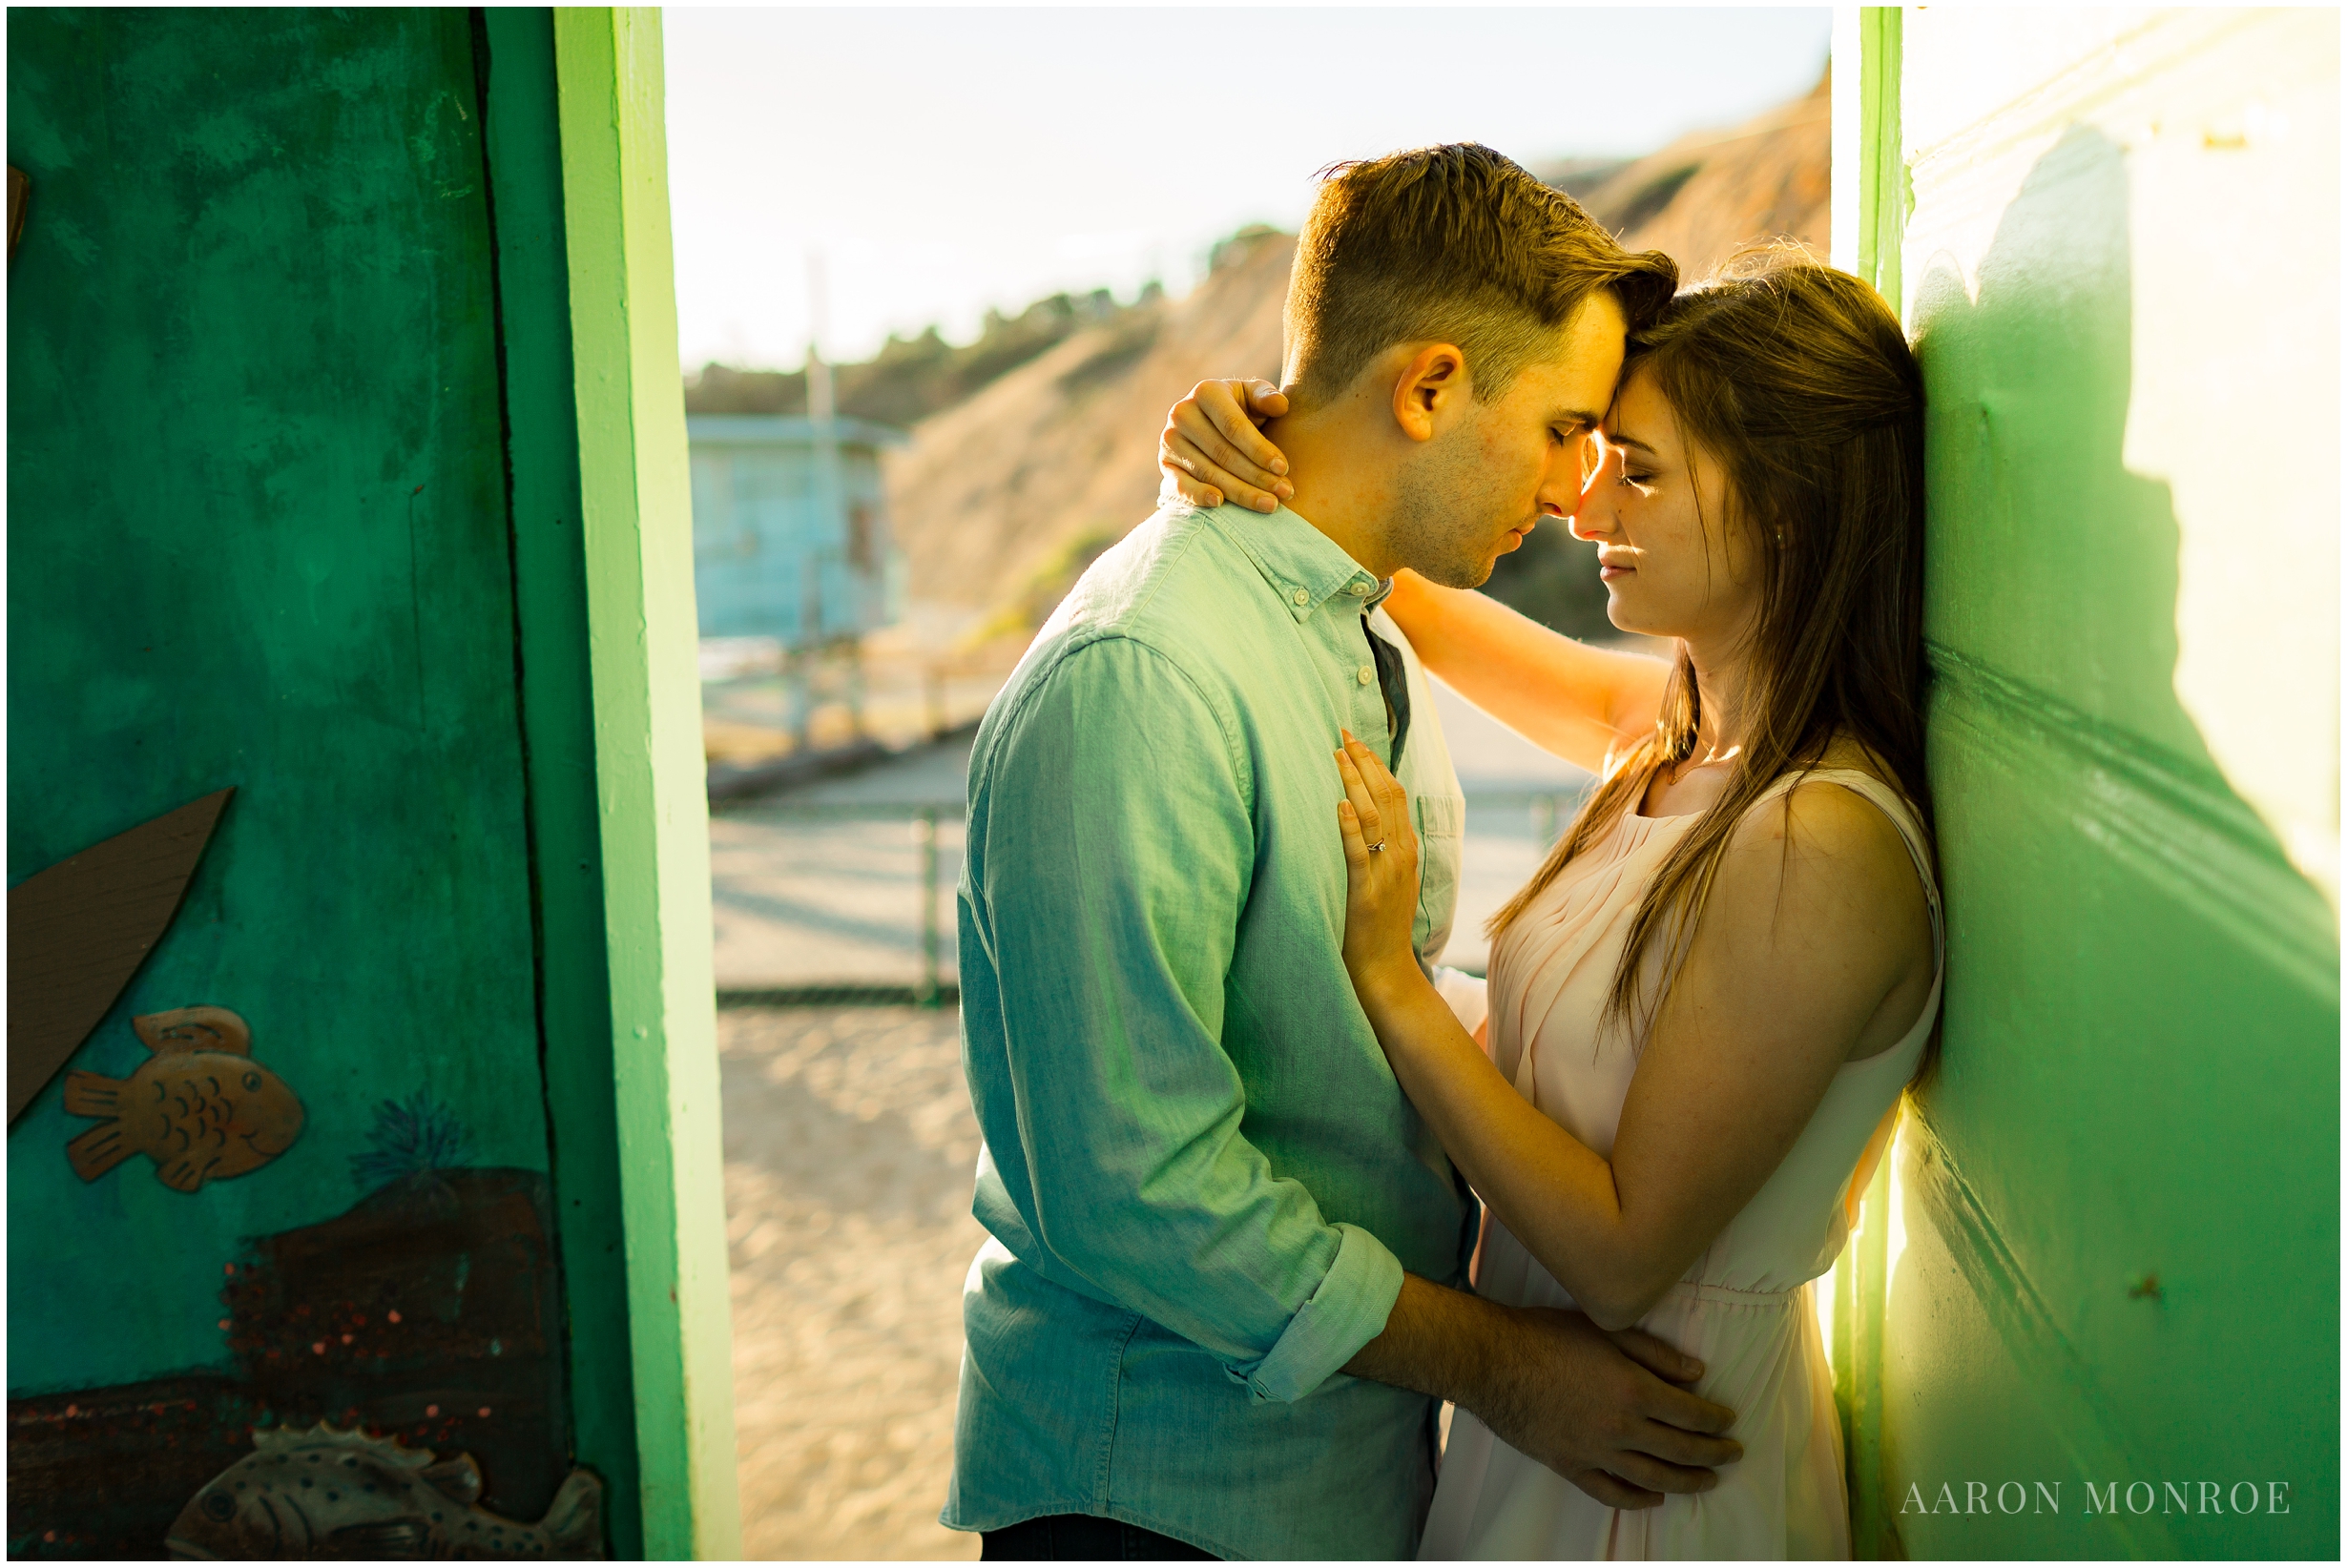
[{"x1": 945, "y1": 503, "x2": 1471, "y2": 1560}]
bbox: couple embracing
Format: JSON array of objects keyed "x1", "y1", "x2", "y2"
[{"x1": 943, "y1": 144, "x2": 1937, "y2": 1561}]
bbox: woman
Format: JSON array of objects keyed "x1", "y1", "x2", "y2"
[{"x1": 1160, "y1": 252, "x2": 1937, "y2": 1558}]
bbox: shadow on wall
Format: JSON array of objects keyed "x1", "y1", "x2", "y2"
[
  {"x1": 1913, "y1": 120, "x2": 2333, "y2": 1001},
  {"x1": 1918, "y1": 126, "x2": 2203, "y2": 766},
  {"x1": 1885, "y1": 124, "x2": 2337, "y2": 1557}
]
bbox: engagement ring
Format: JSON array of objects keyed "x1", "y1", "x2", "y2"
[{"x1": 1366, "y1": 840, "x2": 1386, "y2": 854}]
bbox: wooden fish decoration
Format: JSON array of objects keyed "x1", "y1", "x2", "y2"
[
  {"x1": 62, "y1": 1006, "x2": 303, "y2": 1193},
  {"x1": 166, "y1": 1423, "x2": 605, "y2": 1559}
]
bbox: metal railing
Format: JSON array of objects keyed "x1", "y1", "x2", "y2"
[
  {"x1": 912, "y1": 805, "x2": 945, "y2": 1003},
  {"x1": 709, "y1": 787, "x2": 1591, "y2": 1010},
  {"x1": 712, "y1": 799, "x2": 966, "y2": 1010}
]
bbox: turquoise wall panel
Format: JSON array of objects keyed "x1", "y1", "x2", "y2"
[{"x1": 8, "y1": 6, "x2": 549, "y2": 1400}]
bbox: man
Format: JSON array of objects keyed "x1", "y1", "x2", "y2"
[{"x1": 945, "y1": 145, "x2": 1739, "y2": 1562}]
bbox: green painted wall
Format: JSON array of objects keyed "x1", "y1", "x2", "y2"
[
  {"x1": 1835, "y1": 10, "x2": 2339, "y2": 1558},
  {"x1": 7, "y1": 5, "x2": 550, "y2": 1390},
  {"x1": 3, "y1": 10, "x2": 737, "y2": 1558}
]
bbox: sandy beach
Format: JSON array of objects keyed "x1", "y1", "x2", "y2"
[{"x1": 721, "y1": 1004, "x2": 984, "y2": 1561}]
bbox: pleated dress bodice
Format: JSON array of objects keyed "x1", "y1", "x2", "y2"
[{"x1": 1422, "y1": 768, "x2": 1942, "y2": 1561}]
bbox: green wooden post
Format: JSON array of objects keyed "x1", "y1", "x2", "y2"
[
  {"x1": 1855, "y1": 7, "x2": 1904, "y2": 311},
  {"x1": 1845, "y1": 1153, "x2": 1896, "y2": 1557},
  {"x1": 475, "y1": 10, "x2": 644, "y2": 1556},
  {"x1": 1853, "y1": 15, "x2": 1902, "y2": 1558},
  {"x1": 1827, "y1": 10, "x2": 1905, "y2": 1557},
  {"x1": 550, "y1": 10, "x2": 742, "y2": 1558}
]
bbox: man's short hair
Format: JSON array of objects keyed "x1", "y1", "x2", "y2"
[{"x1": 1283, "y1": 143, "x2": 1679, "y2": 404}]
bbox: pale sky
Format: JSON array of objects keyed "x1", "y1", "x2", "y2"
[{"x1": 665, "y1": 6, "x2": 1832, "y2": 368}]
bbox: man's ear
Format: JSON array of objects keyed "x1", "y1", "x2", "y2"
[{"x1": 1389, "y1": 343, "x2": 1469, "y2": 443}]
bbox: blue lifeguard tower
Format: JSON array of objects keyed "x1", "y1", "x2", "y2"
[
  {"x1": 688, "y1": 413, "x2": 908, "y2": 644},
  {"x1": 688, "y1": 413, "x2": 908, "y2": 747}
]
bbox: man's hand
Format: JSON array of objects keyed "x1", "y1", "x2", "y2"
[
  {"x1": 1475, "y1": 1305, "x2": 1741, "y2": 1510},
  {"x1": 1343, "y1": 1273, "x2": 1740, "y2": 1510}
]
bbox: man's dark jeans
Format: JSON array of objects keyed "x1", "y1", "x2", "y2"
[{"x1": 981, "y1": 1514, "x2": 1218, "y2": 1560}]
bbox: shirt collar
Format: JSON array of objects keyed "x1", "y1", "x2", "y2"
[{"x1": 1201, "y1": 502, "x2": 1386, "y2": 623}]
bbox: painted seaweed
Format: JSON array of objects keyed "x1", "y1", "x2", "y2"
[{"x1": 349, "y1": 1090, "x2": 474, "y2": 1192}]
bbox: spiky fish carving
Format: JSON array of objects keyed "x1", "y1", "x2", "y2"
[{"x1": 166, "y1": 1422, "x2": 604, "y2": 1559}]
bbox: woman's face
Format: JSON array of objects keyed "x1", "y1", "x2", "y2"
[{"x1": 1569, "y1": 366, "x2": 1761, "y2": 649}]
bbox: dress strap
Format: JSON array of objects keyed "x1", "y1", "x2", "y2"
[{"x1": 1753, "y1": 768, "x2": 1942, "y2": 964}]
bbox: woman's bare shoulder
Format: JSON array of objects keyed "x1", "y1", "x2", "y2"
[{"x1": 1718, "y1": 761, "x2": 1928, "y2": 941}]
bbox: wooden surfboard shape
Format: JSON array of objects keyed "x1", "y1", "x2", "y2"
[{"x1": 8, "y1": 788, "x2": 234, "y2": 1124}]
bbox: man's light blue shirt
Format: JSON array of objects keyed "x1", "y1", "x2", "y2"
[{"x1": 945, "y1": 502, "x2": 1475, "y2": 1560}]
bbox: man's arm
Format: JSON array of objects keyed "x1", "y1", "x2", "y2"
[
  {"x1": 1379, "y1": 570, "x2": 1672, "y2": 775},
  {"x1": 972, "y1": 635, "x2": 1401, "y2": 1400},
  {"x1": 1344, "y1": 1275, "x2": 1744, "y2": 1510}
]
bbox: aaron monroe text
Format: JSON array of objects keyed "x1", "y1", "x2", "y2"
[{"x1": 1902, "y1": 1480, "x2": 2294, "y2": 1516}]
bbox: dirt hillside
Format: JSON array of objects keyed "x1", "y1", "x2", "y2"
[
  {"x1": 882, "y1": 228, "x2": 1293, "y2": 628},
  {"x1": 1567, "y1": 71, "x2": 1828, "y2": 278},
  {"x1": 884, "y1": 72, "x2": 1830, "y2": 630}
]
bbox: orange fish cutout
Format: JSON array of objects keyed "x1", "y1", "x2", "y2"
[{"x1": 62, "y1": 1007, "x2": 304, "y2": 1193}]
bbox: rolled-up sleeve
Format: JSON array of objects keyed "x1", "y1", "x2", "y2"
[
  {"x1": 966, "y1": 635, "x2": 1402, "y2": 1401},
  {"x1": 1242, "y1": 1221, "x2": 1402, "y2": 1401}
]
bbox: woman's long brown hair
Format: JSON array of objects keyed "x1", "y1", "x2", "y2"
[{"x1": 1488, "y1": 247, "x2": 1931, "y2": 1049}]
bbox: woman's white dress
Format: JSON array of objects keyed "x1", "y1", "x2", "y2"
[{"x1": 1420, "y1": 769, "x2": 1942, "y2": 1561}]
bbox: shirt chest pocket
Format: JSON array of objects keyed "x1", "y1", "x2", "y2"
[{"x1": 1410, "y1": 792, "x2": 1464, "y2": 960}]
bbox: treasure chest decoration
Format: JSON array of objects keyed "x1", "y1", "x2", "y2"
[
  {"x1": 165, "y1": 1422, "x2": 604, "y2": 1560},
  {"x1": 63, "y1": 1006, "x2": 303, "y2": 1192}
]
